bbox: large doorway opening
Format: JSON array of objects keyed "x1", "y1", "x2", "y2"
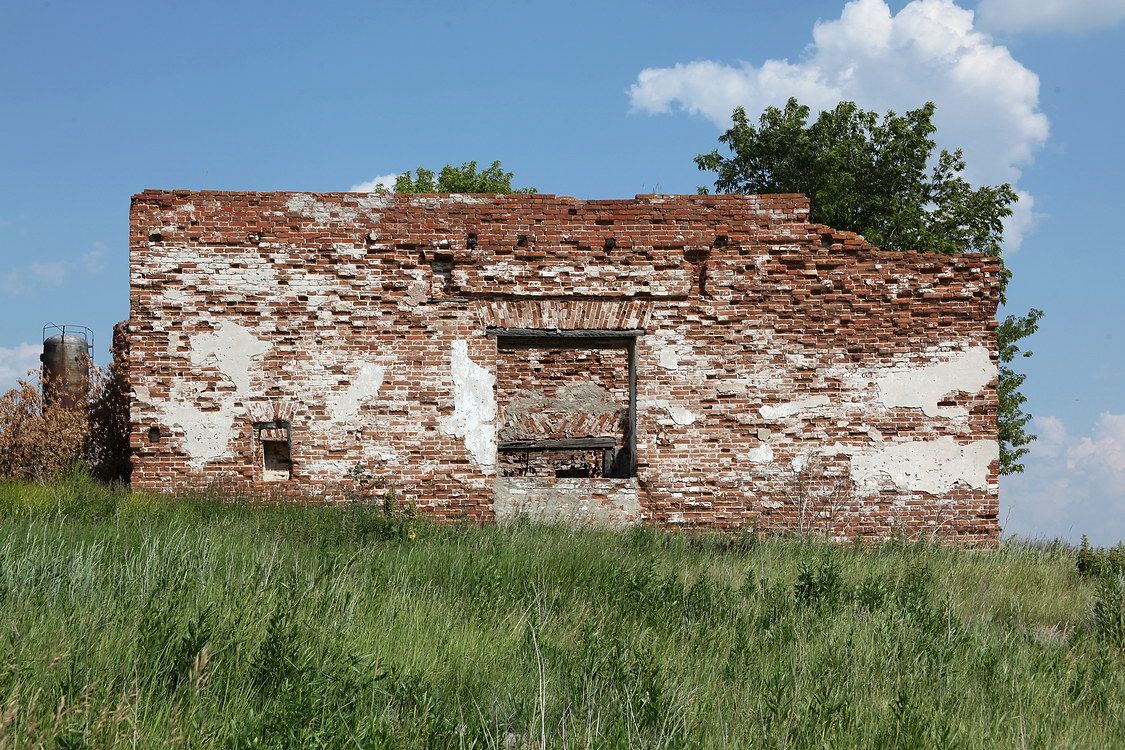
[{"x1": 489, "y1": 328, "x2": 640, "y2": 479}]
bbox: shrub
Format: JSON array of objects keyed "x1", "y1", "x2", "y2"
[
  {"x1": 0, "y1": 358, "x2": 129, "y2": 484},
  {"x1": 1077, "y1": 536, "x2": 1125, "y2": 579},
  {"x1": 0, "y1": 374, "x2": 90, "y2": 482},
  {"x1": 793, "y1": 558, "x2": 847, "y2": 610}
]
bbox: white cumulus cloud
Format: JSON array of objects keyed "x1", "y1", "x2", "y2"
[
  {"x1": 976, "y1": 0, "x2": 1125, "y2": 34},
  {"x1": 348, "y1": 173, "x2": 399, "y2": 193},
  {"x1": 0, "y1": 242, "x2": 108, "y2": 296},
  {"x1": 0, "y1": 342, "x2": 40, "y2": 393},
  {"x1": 1003, "y1": 413, "x2": 1125, "y2": 545},
  {"x1": 628, "y1": 0, "x2": 1049, "y2": 248},
  {"x1": 82, "y1": 241, "x2": 107, "y2": 274},
  {"x1": 1068, "y1": 413, "x2": 1125, "y2": 494}
]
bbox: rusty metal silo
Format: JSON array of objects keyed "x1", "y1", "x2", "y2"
[{"x1": 41, "y1": 324, "x2": 92, "y2": 411}]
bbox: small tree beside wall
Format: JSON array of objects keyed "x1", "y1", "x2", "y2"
[{"x1": 0, "y1": 327, "x2": 130, "y2": 484}]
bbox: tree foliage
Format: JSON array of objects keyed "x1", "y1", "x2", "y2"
[
  {"x1": 393, "y1": 160, "x2": 535, "y2": 194},
  {"x1": 996, "y1": 308, "x2": 1043, "y2": 474},
  {"x1": 696, "y1": 98, "x2": 1042, "y2": 474}
]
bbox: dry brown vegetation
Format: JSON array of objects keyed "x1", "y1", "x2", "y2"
[{"x1": 0, "y1": 360, "x2": 129, "y2": 484}]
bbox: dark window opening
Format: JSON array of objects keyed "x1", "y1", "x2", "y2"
[
  {"x1": 255, "y1": 420, "x2": 292, "y2": 481},
  {"x1": 556, "y1": 467, "x2": 594, "y2": 478},
  {"x1": 262, "y1": 440, "x2": 292, "y2": 481}
]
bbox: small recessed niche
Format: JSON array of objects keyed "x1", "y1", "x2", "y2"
[
  {"x1": 262, "y1": 440, "x2": 292, "y2": 481},
  {"x1": 516, "y1": 234, "x2": 529, "y2": 247},
  {"x1": 147, "y1": 426, "x2": 161, "y2": 443},
  {"x1": 466, "y1": 232, "x2": 478, "y2": 250},
  {"x1": 714, "y1": 235, "x2": 729, "y2": 248},
  {"x1": 255, "y1": 421, "x2": 293, "y2": 481},
  {"x1": 603, "y1": 237, "x2": 616, "y2": 251}
]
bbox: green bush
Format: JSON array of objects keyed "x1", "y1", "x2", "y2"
[{"x1": 1077, "y1": 535, "x2": 1125, "y2": 578}]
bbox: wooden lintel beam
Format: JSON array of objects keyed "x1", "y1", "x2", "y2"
[
  {"x1": 498, "y1": 438, "x2": 617, "y2": 452},
  {"x1": 487, "y1": 327, "x2": 645, "y2": 338}
]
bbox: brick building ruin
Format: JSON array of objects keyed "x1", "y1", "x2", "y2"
[{"x1": 128, "y1": 191, "x2": 1002, "y2": 544}]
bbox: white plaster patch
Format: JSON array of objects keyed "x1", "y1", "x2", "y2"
[
  {"x1": 442, "y1": 340, "x2": 496, "y2": 467},
  {"x1": 362, "y1": 445, "x2": 399, "y2": 463},
  {"x1": 410, "y1": 194, "x2": 489, "y2": 207},
  {"x1": 847, "y1": 437, "x2": 998, "y2": 496},
  {"x1": 286, "y1": 193, "x2": 390, "y2": 225},
  {"x1": 759, "y1": 395, "x2": 830, "y2": 421},
  {"x1": 786, "y1": 351, "x2": 816, "y2": 369},
  {"x1": 326, "y1": 363, "x2": 387, "y2": 424},
  {"x1": 189, "y1": 321, "x2": 270, "y2": 394},
  {"x1": 402, "y1": 270, "x2": 428, "y2": 307},
  {"x1": 162, "y1": 399, "x2": 236, "y2": 467},
  {"x1": 149, "y1": 321, "x2": 272, "y2": 467},
  {"x1": 651, "y1": 328, "x2": 693, "y2": 371},
  {"x1": 302, "y1": 460, "x2": 353, "y2": 477},
  {"x1": 658, "y1": 346, "x2": 680, "y2": 370},
  {"x1": 642, "y1": 398, "x2": 697, "y2": 426},
  {"x1": 747, "y1": 443, "x2": 774, "y2": 464},
  {"x1": 874, "y1": 346, "x2": 994, "y2": 419}
]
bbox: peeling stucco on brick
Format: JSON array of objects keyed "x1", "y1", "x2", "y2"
[
  {"x1": 873, "y1": 345, "x2": 995, "y2": 418},
  {"x1": 846, "y1": 437, "x2": 998, "y2": 495},
  {"x1": 494, "y1": 477, "x2": 639, "y2": 528},
  {"x1": 747, "y1": 443, "x2": 775, "y2": 464},
  {"x1": 188, "y1": 321, "x2": 269, "y2": 394},
  {"x1": 286, "y1": 193, "x2": 391, "y2": 224},
  {"x1": 642, "y1": 398, "x2": 698, "y2": 427},
  {"x1": 128, "y1": 191, "x2": 1002, "y2": 544},
  {"x1": 326, "y1": 363, "x2": 387, "y2": 425},
  {"x1": 443, "y1": 340, "x2": 496, "y2": 467},
  {"x1": 160, "y1": 390, "x2": 237, "y2": 468},
  {"x1": 148, "y1": 322, "x2": 271, "y2": 467},
  {"x1": 759, "y1": 395, "x2": 831, "y2": 421}
]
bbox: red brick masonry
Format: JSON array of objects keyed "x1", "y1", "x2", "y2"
[{"x1": 128, "y1": 191, "x2": 1001, "y2": 544}]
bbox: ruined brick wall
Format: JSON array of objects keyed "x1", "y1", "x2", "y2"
[{"x1": 128, "y1": 191, "x2": 1001, "y2": 544}]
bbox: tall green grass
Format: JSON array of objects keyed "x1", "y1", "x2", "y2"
[{"x1": 0, "y1": 477, "x2": 1121, "y2": 748}]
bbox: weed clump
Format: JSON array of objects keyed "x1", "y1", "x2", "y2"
[{"x1": 1077, "y1": 535, "x2": 1125, "y2": 578}]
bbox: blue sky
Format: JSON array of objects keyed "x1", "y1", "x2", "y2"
[{"x1": 2, "y1": 0, "x2": 1123, "y2": 543}]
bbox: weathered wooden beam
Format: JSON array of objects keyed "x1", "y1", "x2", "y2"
[
  {"x1": 487, "y1": 327, "x2": 645, "y2": 338},
  {"x1": 626, "y1": 337, "x2": 637, "y2": 476},
  {"x1": 498, "y1": 437, "x2": 617, "y2": 452}
]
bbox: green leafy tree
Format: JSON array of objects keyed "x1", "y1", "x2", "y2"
[
  {"x1": 695, "y1": 98, "x2": 1042, "y2": 474},
  {"x1": 393, "y1": 160, "x2": 536, "y2": 194}
]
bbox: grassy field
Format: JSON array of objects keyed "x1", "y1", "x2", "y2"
[{"x1": 0, "y1": 478, "x2": 1122, "y2": 749}]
